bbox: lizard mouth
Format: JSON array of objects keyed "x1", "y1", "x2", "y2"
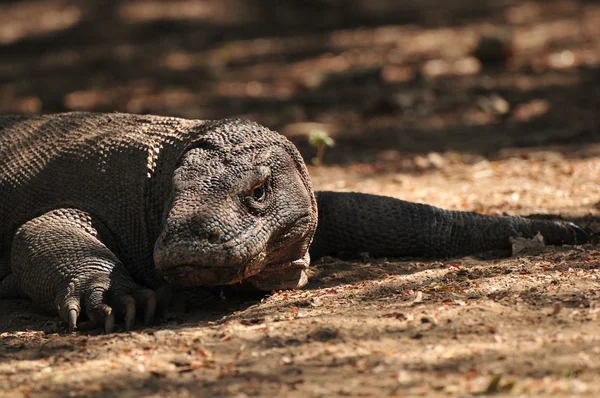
[
  {"x1": 161, "y1": 254, "x2": 310, "y2": 289},
  {"x1": 160, "y1": 250, "x2": 266, "y2": 287},
  {"x1": 245, "y1": 254, "x2": 310, "y2": 291},
  {"x1": 161, "y1": 265, "x2": 245, "y2": 286},
  {"x1": 155, "y1": 214, "x2": 314, "y2": 287}
]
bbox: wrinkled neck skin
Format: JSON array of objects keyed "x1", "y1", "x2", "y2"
[{"x1": 152, "y1": 119, "x2": 318, "y2": 291}]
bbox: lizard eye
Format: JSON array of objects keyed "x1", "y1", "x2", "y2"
[
  {"x1": 251, "y1": 181, "x2": 268, "y2": 202},
  {"x1": 242, "y1": 167, "x2": 271, "y2": 209}
]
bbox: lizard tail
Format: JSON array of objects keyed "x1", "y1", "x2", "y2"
[{"x1": 310, "y1": 191, "x2": 589, "y2": 260}]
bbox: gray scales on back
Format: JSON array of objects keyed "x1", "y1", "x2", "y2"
[{"x1": 0, "y1": 113, "x2": 588, "y2": 332}]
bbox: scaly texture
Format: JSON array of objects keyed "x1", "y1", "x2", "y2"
[
  {"x1": 311, "y1": 191, "x2": 587, "y2": 259},
  {"x1": 0, "y1": 112, "x2": 588, "y2": 331}
]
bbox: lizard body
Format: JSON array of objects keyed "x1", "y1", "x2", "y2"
[{"x1": 0, "y1": 112, "x2": 587, "y2": 332}]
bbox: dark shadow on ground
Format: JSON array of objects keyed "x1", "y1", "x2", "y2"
[
  {"x1": 2, "y1": 229, "x2": 598, "y2": 335},
  {"x1": 1, "y1": 0, "x2": 599, "y2": 164}
]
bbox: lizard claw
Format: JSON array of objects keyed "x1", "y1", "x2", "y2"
[
  {"x1": 144, "y1": 294, "x2": 157, "y2": 326},
  {"x1": 104, "y1": 311, "x2": 115, "y2": 334},
  {"x1": 68, "y1": 309, "x2": 78, "y2": 334},
  {"x1": 155, "y1": 285, "x2": 173, "y2": 321},
  {"x1": 76, "y1": 305, "x2": 114, "y2": 333},
  {"x1": 123, "y1": 296, "x2": 136, "y2": 331},
  {"x1": 133, "y1": 289, "x2": 157, "y2": 326}
]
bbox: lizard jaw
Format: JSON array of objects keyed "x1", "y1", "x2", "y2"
[
  {"x1": 245, "y1": 252, "x2": 311, "y2": 291},
  {"x1": 158, "y1": 250, "x2": 267, "y2": 287},
  {"x1": 157, "y1": 248, "x2": 310, "y2": 289}
]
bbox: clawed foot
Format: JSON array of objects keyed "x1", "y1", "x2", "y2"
[
  {"x1": 10, "y1": 209, "x2": 170, "y2": 334},
  {"x1": 56, "y1": 265, "x2": 158, "y2": 333}
]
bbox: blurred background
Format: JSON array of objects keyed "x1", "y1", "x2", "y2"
[{"x1": 1, "y1": 0, "x2": 600, "y2": 167}]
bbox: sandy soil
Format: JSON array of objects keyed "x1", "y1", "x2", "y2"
[{"x1": 1, "y1": 0, "x2": 600, "y2": 396}]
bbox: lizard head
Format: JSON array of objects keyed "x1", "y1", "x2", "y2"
[{"x1": 154, "y1": 119, "x2": 317, "y2": 290}]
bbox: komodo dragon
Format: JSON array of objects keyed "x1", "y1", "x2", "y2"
[{"x1": 0, "y1": 112, "x2": 588, "y2": 332}]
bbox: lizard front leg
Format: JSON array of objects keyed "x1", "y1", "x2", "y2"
[{"x1": 10, "y1": 209, "x2": 156, "y2": 333}]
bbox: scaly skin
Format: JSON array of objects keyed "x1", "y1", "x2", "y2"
[{"x1": 0, "y1": 112, "x2": 588, "y2": 332}]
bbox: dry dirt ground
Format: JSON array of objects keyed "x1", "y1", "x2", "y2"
[{"x1": 1, "y1": 0, "x2": 600, "y2": 396}]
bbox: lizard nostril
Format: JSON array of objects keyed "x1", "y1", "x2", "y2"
[{"x1": 208, "y1": 228, "x2": 221, "y2": 243}]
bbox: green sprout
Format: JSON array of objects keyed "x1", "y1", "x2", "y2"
[{"x1": 308, "y1": 129, "x2": 335, "y2": 166}]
